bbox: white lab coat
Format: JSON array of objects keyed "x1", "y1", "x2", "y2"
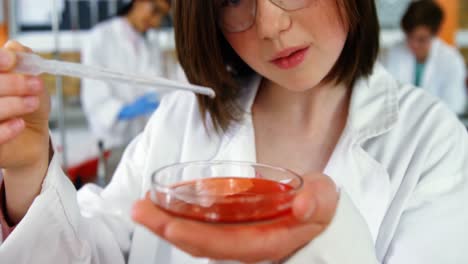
[
  {"x1": 382, "y1": 38, "x2": 467, "y2": 114},
  {"x1": 81, "y1": 17, "x2": 165, "y2": 149},
  {"x1": 1, "y1": 64, "x2": 467, "y2": 263}
]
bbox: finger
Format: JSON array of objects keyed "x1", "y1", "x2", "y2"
[
  {"x1": 131, "y1": 193, "x2": 294, "y2": 261},
  {"x1": 0, "y1": 96, "x2": 40, "y2": 120},
  {"x1": 0, "y1": 75, "x2": 43, "y2": 96},
  {"x1": 4, "y1": 40, "x2": 33, "y2": 53},
  {"x1": 269, "y1": 220, "x2": 324, "y2": 261},
  {"x1": 0, "y1": 119, "x2": 25, "y2": 144},
  {"x1": 164, "y1": 217, "x2": 285, "y2": 261},
  {"x1": 293, "y1": 174, "x2": 338, "y2": 225},
  {"x1": 164, "y1": 214, "x2": 324, "y2": 262},
  {"x1": 0, "y1": 41, "x2": 33, "y2": 72},
  {"x1": 0, "y1": 49, "x2": 16, "y2": 72},
  {"x1": 131, "y1": 197, "x2": 236, "y2": 259},
  {"x1": 131, "y1": 197, "x2": 174, "y2": 238}
]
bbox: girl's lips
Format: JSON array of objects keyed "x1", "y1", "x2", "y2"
[{"x1": 270, "y1": 46, "x2": 310, "y2": 70}]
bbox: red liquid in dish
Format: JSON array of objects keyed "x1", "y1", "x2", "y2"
[{"x1": 156, "y1": 177, "x2": 295, "y2": 223}]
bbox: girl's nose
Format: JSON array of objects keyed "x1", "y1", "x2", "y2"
[{"x1": 255, "y1": 0, "x2": 292, "y2": 40}]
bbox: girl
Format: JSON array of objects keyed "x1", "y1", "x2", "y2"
[{"x1": 0, "y1": 0, "x2": 467, "y2": 263}]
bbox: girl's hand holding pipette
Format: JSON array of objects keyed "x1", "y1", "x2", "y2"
[{"x1": 0, "y1": 41, "x2": 51, "y2": 225}]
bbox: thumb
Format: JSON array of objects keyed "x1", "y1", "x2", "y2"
[
  {"x1": 4, "y1": 40, "x2": 33, "y2": 53},
  {"x1": 292, "y1": 174, "x2": 339, "y2": 225},
  {"x1": 0, "y1": 40, "x2": 34, "y2": 71}
]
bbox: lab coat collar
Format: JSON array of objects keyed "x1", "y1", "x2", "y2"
[
  {"x1": 237, "y1": 63, "x2": 400, "y2": 144},
  {"x1": 347, "y1": 63, "x2": 399, "y2": 143},
  {"x1": 115, "y1": 17, "x2": 144, "y2": 56},
  {"x1": 421, "y1": 38, "x2": 442, "y2": 89},
  {"x1": 429, "y1": 38, "x2": 443, "y2": 59}
]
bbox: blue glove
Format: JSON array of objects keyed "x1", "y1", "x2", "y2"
[{"x1": 118, "y1": 93, "x2": 159, "y2": 121}]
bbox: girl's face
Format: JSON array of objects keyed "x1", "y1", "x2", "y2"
[{"x1": 221, "y1": 0, "x2": 348, "y2": 91}]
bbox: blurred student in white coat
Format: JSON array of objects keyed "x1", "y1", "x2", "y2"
[
  {"x1": 382, "y1": 0, "x2": 467, "y2": 114},
  {"x1": 81, "y1": 0, "x2": 171, "y2": 149}
]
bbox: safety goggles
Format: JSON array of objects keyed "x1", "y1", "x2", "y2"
[{"x1": 217, "y1": 0, "x2": 312, "y2": 33}]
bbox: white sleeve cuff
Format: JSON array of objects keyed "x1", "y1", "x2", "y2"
[{"x1": 0, "y1": 153, "x2": 87, "y2": 261}]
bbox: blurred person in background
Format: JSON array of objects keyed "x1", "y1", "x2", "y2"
[
  {"x1": 382, "y1": 0, "x2": 467, "y2": 115},
  {"x1": 81, "y1": 0, "x2": 171, "y2": 150}
]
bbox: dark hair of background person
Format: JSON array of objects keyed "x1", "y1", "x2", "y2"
[
  {"x1": 117, "y1": 0, "x2": 135, "y2": 16},
  {"x1": 118, "y1": 0, "x2": 172, "y2": 16},
  {"x1": 174, "y1": 0, "x2": 380, "y2": 132},
  {"x1": 401, "y1": 0, "x2": 444, "y2": 34}
]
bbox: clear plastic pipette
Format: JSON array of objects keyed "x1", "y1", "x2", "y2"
[{"x1": 14, "y1": 52, "x2": 216, "y2": 98}]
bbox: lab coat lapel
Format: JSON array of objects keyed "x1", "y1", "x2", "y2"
[
  {"x1": 107, "y1": 18, "x2": 142, "y2": 101},
  {"x1": 397, "y1": 45, "x2": 415, "y2": 85},
  {"x1": 324, "y1": 132, "x2": 392, "y2": 242},
  {"x1": 143, "y1": 32, "x2": 164, "y2": 76},
  {"x1": 138, "y1": 37, "x2": 161, "y2": 78},
  {"x1": 115, "y1": 18, "x2": 139, "y2": 62},
  {"x1": 421, "y1": 38, "x2": 440, "y2": 94},
  {"x1": 334, "y1": 64, "x2": 398, "y2": 241},
  {"x1": 118, "y1": 20, "x2": 164, "y2": 95}
]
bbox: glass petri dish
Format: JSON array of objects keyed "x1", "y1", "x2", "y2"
[{"x1": 151, "y1": 161, "x2": 303, "y2": 224}]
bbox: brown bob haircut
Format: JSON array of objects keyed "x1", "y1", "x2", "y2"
[
  {"x1": 401, "y1": 0, "x2": 444, "y2": 34},
  {"x1": 174, "y1": 0, "x2": 380, "y2": 132}
]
